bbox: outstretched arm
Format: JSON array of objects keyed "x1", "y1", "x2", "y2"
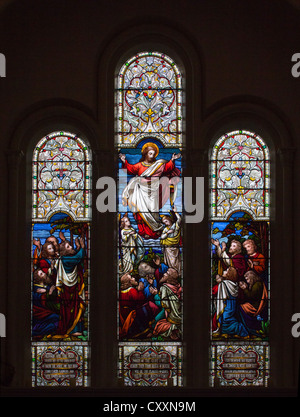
[
  {"x1": 120, "y1": 156, "x2": 140, "y2": 175},
  {"x1": 119, "y1": 153, "x2": 126, "y2": 164},
  {"x1": 80, "y1": 236, "x2": 85, "y2": 249},
  {"x1": 59, "y1": 231, "x2": 66, "y2": 242},
  {"x1": 171, "y1": 153, "x2": 181, "y2": 161},
  {"x1": 33, "y1": 237, "x2": 41, "y2": 249}
]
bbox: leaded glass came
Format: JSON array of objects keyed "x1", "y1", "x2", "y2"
[
  {"x1": 116, "y1": 52, "x2": 184, "y2": 386},
  {"x1": 31, "y1": 131, "x2": 91, "y2": 387},
  {"x1": 209, "y1": 130, "x2": 270, "y2": 387}
]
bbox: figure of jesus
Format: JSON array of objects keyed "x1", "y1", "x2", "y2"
[{"x1": 119, "y1": 142, "x2": 181, "y2": 239}]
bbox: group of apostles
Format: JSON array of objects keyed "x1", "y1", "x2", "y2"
[
  {"x1": 211, "y1": 237, "x2": 268, "y2": 339},
  {"x1": 118, "y1": 209, "x2": 183, "y2": 341},
  {"x1": 118, "y1": 142, "x2": 184, "y2": 341},
  {"x1": 31, "y1": 231, "x2": 87, "y2": 340},
  {"x1": 119, "y1": 254, "x2": 182, "y2": 342}
]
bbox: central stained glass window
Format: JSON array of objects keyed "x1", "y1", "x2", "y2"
[{"x1": 116, "y1": 52, "x2": 184, "y2": 386}]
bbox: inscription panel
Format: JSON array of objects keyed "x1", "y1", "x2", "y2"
[
  {"x1": 210, "y1": 343, "x2": 269, "y2": 386},
  {"x1": 32, "y1": 342, "x2": 89, "y2": 386}
]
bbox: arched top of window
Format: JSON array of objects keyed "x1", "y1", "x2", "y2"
[
  {"x1": 31, "y1": 130, "x2": 92, "y2": 387},
  {"x1": 209, "y1": 129, "x2": 271, "y2": 387},
  {"x1": 116, "y1": 51, "x2": 184, "y2": 387},
  {"x1": 116, "y1": 51, "x2": 183, "y2": 148},
  {"x1": 210, "y1": 130, "x2": 270, "y2": 221},
  {"x1": 32, "y1": 131, "x2": 92, "y2": 222}
]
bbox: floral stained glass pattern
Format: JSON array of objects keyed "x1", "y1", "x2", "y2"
[
  {"x1": 117, "y1": 52, "x2": 184, "y2": 386},
  {"x1": 32, "y1": 131, "x2": 91, "y2": 221},
  {"x1": 31, "y1": 131, "x2": 91, "y2": 387},
  {"x1": 210, "y1": 130, "x2": 270, "y2": 220},
  {"x1": 117, "y1": 52, "x2": 182, "y2": 147},
  {"x1": 209, "y1": 131, "x2": 270, "y2": 387}
]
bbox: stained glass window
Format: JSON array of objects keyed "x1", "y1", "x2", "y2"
[
  {"x1": 209, "y1": 130, "x2": 270, "y2": 386},
  {"x1": 31, "y1": 131, "x2": 91, "y2": 387},
  {"x1": 116, "y1": 52, "x2": 184, "y2": 386}
]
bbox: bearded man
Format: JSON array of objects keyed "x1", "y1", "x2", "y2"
[
  {"x1": 212, "y1": 238, "x2": 247, "y2": 281},
  {"x1": 243, "y1": 239, "x2": 266, "y2": 276},
  {"x1": 238, "y1": 270, "x2": 268, "y2": 332},
  {"x1": 54, "y1": 237, "x2": 86, "y2": 338},
  {"x1": 119, "y1": 273, "x2": 160, "y2": 339},
  {"x1": 152, "y1": 268, "x2": 182, "y2": 340},
  {"x1": 32, "y1": 231, "x2": 65, "y2": 269},
  {"x1": 119, "y1": 142, "x2": 181, "y2": 239},
  {"x1": 38, "y1": 241, "x2": 57, "y2": 285},
  {"x1": 32, "y1": 268, "x2": 59, "y2": 337}
]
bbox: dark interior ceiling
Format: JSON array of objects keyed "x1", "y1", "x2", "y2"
[{"x1": 1, "y1": 0, "x2": 300, "y2": 12}]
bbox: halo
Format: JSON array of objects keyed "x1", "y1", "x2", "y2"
[{"x1": 141, "y1": 142, "x2": 159, "y2": 158}]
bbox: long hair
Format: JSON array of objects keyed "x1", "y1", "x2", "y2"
[
  {"x1": 40, "y1": 242, "x2": 55, "y2": 259},
  {"x1": 59, "y1": 240, "x2": 75, "y2": 257},
  {"x1": 160, "y1": 268, "x2": 179, "y2": 285},
  {"x1": 120, "y1": 214, "x2": 130, "y2": 230},
  {"x1": 120, "y1": 273, "x2": 132, "y2": 290},
  {"x1": 33, "y1": 268, "x2": 51, "y2": 285},
  {"x1": 230, "y1": 239, "x2": 242, "y2": 254},
  {"x1": 139, "y1": 146, "x2": 157, "y2": 163},
  {"x1": 225, "y1": 266, "x2": 238, "y2": 282},
  {"x1": 33, "y1": 268, "x2": 43, "y2": 284},
  {"x1": 244, "y1": 270, "x2": 261, "y2": 289},
  {"x1": 243, "y1": 239, "x2": 258, "y2": 252}
]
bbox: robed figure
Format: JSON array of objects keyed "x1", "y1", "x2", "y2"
[
  {"x1": 54, "y1": 237, "x2": 86, "y2": 338},
  {"x1": 119, "y1": 142, "x2": 181, "y2": 239},
  {"x1": 119, "y1": 273, "x2": 160, "y2": 339},
  {"x1": 119, "y1": 213, "x2": 145, "y2": 274},
  {"x1": 32, "y1": 268, "x2": 59, "y2": 337}
]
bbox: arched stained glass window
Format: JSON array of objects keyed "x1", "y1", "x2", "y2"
[
  {"x1": 209, "y1": 130, "x2": 270, "y2": 387},
  {"x1": 116, "y1": 52, "x2": 184, "y2": 386},
  {"x1": 31, "y1": 131, "x2": 92, "y2": 387}
]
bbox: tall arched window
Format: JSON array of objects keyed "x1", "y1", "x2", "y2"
[
  {"x1": 209, "y1": 130, "x2": 270, "y2": 386},
  {"x1": 31, "y1": 131, "x2": 92, "y2": 387},
  {"x1": 116, "y1": 52, "x2": 184, "y2": 386}
]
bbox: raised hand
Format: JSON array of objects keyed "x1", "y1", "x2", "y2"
[
  {"x1": 59, "y1": 231, "x2": 66, "y2": 242},
  {"x1": 211, "y1": 238, "x2": 220, "y2": 246},
  {"x1": 79, "y1": 236, "x2": 85, "y2": 248},
  {"x1": 75, "y1": 237, "x2": 80, "y2": 249},
  {"x1": 33, "y1": 238, "x2": 41, "y2": 249},
  {"x1": 119, "y1": 153, "x2": 126, "y2": 163},
  {"x1": 171, "y1": 153, "x2": 181, "y2": 161}
]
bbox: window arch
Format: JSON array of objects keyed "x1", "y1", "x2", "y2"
[
  {"x1": 31, "y1": 131, "x2": 92, "y2": 387},
  {"x1": 209, "y1": 130, "x2": 270, "y2": 386},
  {"x1": 116, "y1": 52, "x2": 184, "y2": 386}
]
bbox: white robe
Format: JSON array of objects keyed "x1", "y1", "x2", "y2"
[
  {"x1": 120, "y1": 227, "x2": 145, "y2": 273},
  {"x1": 214, "y1": 279, "x2": 238, "y2": 323},
  {"x1": 55, "y1": 258, "x2": 85, "y2": 302},
  {"x1": 122, "y1": 159, "x2": 178, "y2": 233}
]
